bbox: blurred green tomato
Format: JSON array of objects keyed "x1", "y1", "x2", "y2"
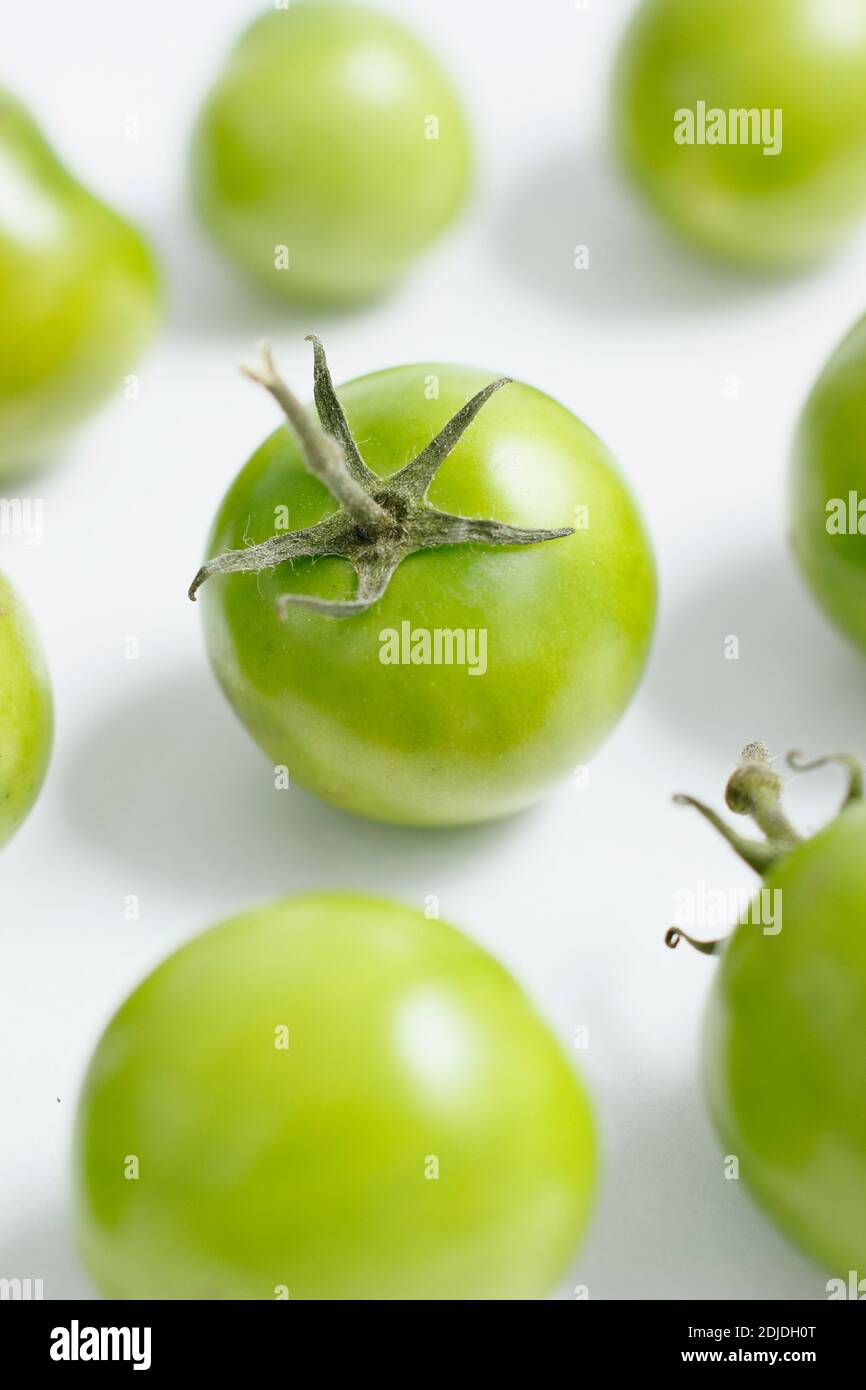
[
  {"x1": 613, "y1": 0, "x2": 866, "y2": 269},
  {"x1": 791, "y1": 312, "x2": 866, "y2": 653},
  {"x1": 75, "y1": 894, "x2": 597, "y2": 1300},
  {"x1": 670, "y1": 745, "x2": 866, "y2": 1273},
  {"x1": 190, "y1": 1, "x2": 472, "y2": 304},
  {"x1": 0, "y1": 572, "x2": 52, "y2": 849},
  {"x1": 0, "y1": 92, "x2": 160, "y2": 477}
]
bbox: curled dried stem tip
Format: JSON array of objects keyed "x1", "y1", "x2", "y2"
[
  {"x1": 665, "y1": 926, "x2": 725, "y2": 956},
  {"x1": 786, "y1": 749, "x2": 863, "y2": 809}
]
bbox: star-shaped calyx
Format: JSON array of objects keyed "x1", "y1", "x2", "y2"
[{"x1": 189, "y1": 337, "x2": 574, "y2": 618}]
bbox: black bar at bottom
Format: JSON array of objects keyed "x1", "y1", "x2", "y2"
[{"x1": 3, "y1": 1298, "x2": 862, "y2": 1373}]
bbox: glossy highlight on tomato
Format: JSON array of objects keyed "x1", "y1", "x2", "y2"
[
  {"x1": 190, "y1": 1, "x2": 472, "y2": 305},
  {"x1": 613, "y1": 0, "x2": 866, "y2": 269},
  {"x1": 0, "y1": 91, "x2": 160, "y2": 477},
  {"x1": 195, "y1": 347, "x2": 656, "y2": 826},
  {"x1": 0, "y1": 571, "x2": 52, "y2": 849},
  {"x1": 75, "y1": 893, "x2": 597, "y2": 1300},
  {"x1": 791, "y1": 311, "x2": 866, "y2": 653}
]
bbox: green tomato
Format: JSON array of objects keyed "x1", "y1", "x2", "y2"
[
  {"x1": 0, "y1": 572, "x2": 52, "y2": 849},
  {"x1": 670, "y1": 745, "x2": 866, "y2": 1273},
  {"x1": 791, "y1": 312, "x2": 866, "y2": 653},
  {"x1": 193, "y1": 344, "x2": 655, "y2": 826},
  {"x1": 190, "y1": 1, "x2": 471, "y2": 305},
  {"x1": 75, "y1": 893, "x2": 596, "y2": 1300},
  {"x1": 612, "y1": 0, "x2": 866, "y2": 269},
  {"x1": 0, "y1": 91, "x2": 160, "y2": 478}
]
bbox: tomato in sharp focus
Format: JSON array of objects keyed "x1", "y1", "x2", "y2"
[
  {"x1": 190, "y1": 1, "x2": 472, "y2": 306},
  {"x1": 0, "y1": 572, "x2": 52, "y2": 849},
  {"x1": 613, "y1": 0, "x2": 866, "y2": 270},
  {"x1": 791, "y1": 312, "x2": 866, "y2": 654},
  {"x1": 670, "y1": 745, "x2": 866, "y2": 1274},
  {"x1": 75, "y1": 893, "x2": 597, "y2": 1300},
  {"x1": 0, "y1": 91, "x2": 160, "y2": 478},
  {"x1": 194, "y1": 348, "x2": 656, "y2": 827}
]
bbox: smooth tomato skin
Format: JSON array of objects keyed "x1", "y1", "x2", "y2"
[
  {"x1": 190, "y1": 1, "x2": 472, "y2": 305},
  {"x1": 613, "y1": 0, "x2": 866, "y2": 269},
  {"x1": 0, "y1": 573, "x2": 52, "y2": 849},
  {"x1": 791, "y1": 313, "x2": 866, "y2": 653},
  {"x1": 703, "y1": 804, "x2": 866, "y2": 1271},
  {"x1": 199, "y1": 364, "x2": 656, "y2": 826},
  {"x1": 0, "y1": 92, "x2": 160, "y2": 478},
  {"x1": 75, "y1": 893, "x2": 597, "y2": 1300}
]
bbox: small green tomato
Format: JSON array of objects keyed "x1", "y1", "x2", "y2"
[
  {"x1": 75, "y1": 893, "x2": 597, "y2": 1300},
  {"x1": 669, "y1": 743, "x2": 866, "y2": 1274},
  {"x1": 0, "y1": 571, "x2": 52, "y2": 849},
  {"x1": 189, "y1": 339, "x2": 656, "y2": 826},
  {"x1": 190, "y1": 1, "x2": 472, "y2": 305},
  {"x1": 0, "y1": 91, "x2": 160, "y2": 477},
  {"x1": 613, "y1": 0, "x2": 866, "y2": 269},
  {"x1": 791, "y1": 312, "x2": 866, "y2": 654}
]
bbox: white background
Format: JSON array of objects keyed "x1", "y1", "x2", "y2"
[{"x1": 3, "y1": 0, "x2": 866, "y2": 1300}]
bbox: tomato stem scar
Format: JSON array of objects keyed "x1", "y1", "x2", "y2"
[{"x1": 668, "y1": 743, "x2": 865, "y2": 957}]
